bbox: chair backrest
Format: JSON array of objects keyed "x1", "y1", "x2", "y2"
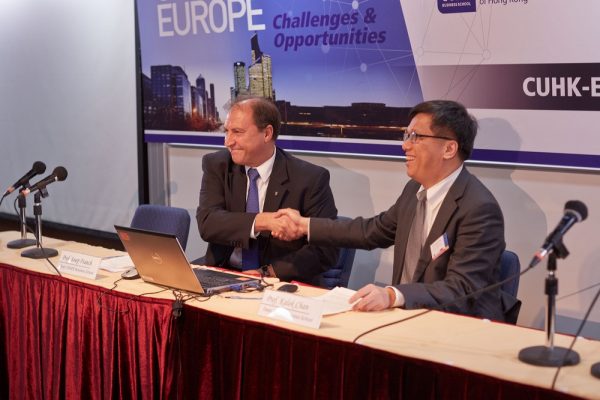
[
  {"x1": 130, "y1": 204, "x2": 191, "y2": 251},
  {"x1": 500, "y1": 250, "x2": 520, "y2": 297},
  {"x1": 320, "y1": 217, "x2": 356, "y2": 289}
]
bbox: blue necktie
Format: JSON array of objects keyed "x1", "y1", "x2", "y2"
[{"x1": 242, "y1": 168, "x2": 260, "y2": 270}]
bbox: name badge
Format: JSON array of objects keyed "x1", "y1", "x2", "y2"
[
  {"x1": 58, "y1": 251, "x2": 101, "y2": 280},
  {"x1": 430, "y1": 233, "x2": 450, "y2": 260},
  {"x1": 258, "y1": 290, "x2": 324, "y2": 329}
]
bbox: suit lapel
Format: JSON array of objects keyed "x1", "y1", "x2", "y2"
[
  {"x1": 392, "y1": 183, "x2": 419, "y2": 285},
  {"x1": 411, "y1": 168, "x2": 470, "y2": 282},
  {"x1": 229, "y1": 162, "x2": 247, "y2": 212},
  {"x1": 263, "y1": 149, "x2": 289, "y2": 212}
]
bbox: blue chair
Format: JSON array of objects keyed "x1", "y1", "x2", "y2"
[
  {"x1": 500, "y1": 250, "x2": 520, "y2": 297},
  {"x1": 130, "y1": 204, "x2": 191, "y2": 250},
  {"x1": 320, "y1": 217, "x2": 356, "y2": 289},
  {"x1": 500, "y1": 249, "x2": 521, "y2": 324}
]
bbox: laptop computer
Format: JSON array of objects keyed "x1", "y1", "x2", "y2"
[{"x1": 114, "y1": 225, "x2": 261, "y2": 295}]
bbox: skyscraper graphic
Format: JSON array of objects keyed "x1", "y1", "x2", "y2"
[
  {"x1": 251, "y1": 34, "x2": 263, "y2": 62},
  {"x1": 191, "y1": 86, "x2": 203, "y2": 118},
  {"x1": 196, "y1": 74, "x2": 207, "y2": 118},
  {"x1": 141, "y1": 73, "x2": 153, "y2": 110},
  {"x1": 150, "y1": 65, "x2": 192, "y2": 118},
  {"x1": 209, "y1": 83, "x2": 217, "y2": 120},
  {"x1": 230, "y1": 34, "x2": 275, "y2": 103},
  {"x1": 248, "y1": 34, "x2": 274, "y2": 100},
  {"x1": 233, "y1": 61, "x2": 248, "y2": 98}
]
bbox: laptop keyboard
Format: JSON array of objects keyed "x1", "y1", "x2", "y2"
[{"x1": 193, "y1": 268, "x2": 242, "y2": 288}]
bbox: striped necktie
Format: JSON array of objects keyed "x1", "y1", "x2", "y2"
[{"x1": 401, "y1": 190, "x2": 427, "y2": 283}]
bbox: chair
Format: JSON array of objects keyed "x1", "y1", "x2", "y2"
[
  {"x1": 130, "y1": 204, "x2": 191, "y2": 250},
  {"x1": 500, "y1": 250, "x2": 520, "y2": 297},
  {"x1": 500, "y1": 250, "x2": 522, "y2": 324},
  {"x1": 320, "y1": 217, "x2": 356, "y2": 289}
]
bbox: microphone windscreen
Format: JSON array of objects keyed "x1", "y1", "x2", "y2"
[
  {"x1": 54, "y1": 166, "x2": 68, "y2": 181},
  {"x1": 33, "y1": 161, "x2": 46, "y2": 174},
  {"x1": 565, "y1": 200, "x2": 588, "y2": 222}
]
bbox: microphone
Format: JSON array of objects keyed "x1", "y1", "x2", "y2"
[
  {"x1": 20, "y1": 166, "x2": 68, "y2": 196},
  {"x1": 4, "y1": 161, "x2": 46, "y2": 196},
  {"x1": 529, "y1": 200, "x2": 588, "y2": 268}
]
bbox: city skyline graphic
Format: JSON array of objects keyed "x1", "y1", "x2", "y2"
[
  {"x1": 142, "y1": 30, "x2": 419, "y2": 140},
  {"x1": 138, "y1": 0, "x2": 423, "y2": 142}
]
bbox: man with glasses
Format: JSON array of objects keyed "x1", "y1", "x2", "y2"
[{"x1": 275, "y1": 100, "x2": 509, "y2": 321}]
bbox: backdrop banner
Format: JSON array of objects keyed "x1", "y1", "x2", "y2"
[{"x1": 137, "y1": 0, "x2": 600, "y2": 169}]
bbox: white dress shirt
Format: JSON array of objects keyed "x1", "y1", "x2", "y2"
[
  {"x1": 389, "y1": 165, "x2": 463, "y2": 307},
  {"x1": 229, "y1": 149, "x2": 276, "y2": 267}
]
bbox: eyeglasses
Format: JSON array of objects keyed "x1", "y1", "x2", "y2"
[{"x1": 403, "y1": 131, "x2": 455, "y2": 143}]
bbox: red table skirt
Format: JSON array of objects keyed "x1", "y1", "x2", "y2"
[{"x1": 0, "y1": 263, "x2": 575, "y2": 399}]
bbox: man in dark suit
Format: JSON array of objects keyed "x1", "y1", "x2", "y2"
[
  {"x1": 276, "y1": 100, "x2": 509, "y2": 321},
  {"x1": 196, "y1": 96, "x2": 338, "y2": 286}
]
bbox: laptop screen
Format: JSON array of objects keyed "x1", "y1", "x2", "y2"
[{"x1": 115, "y1": 225, "x2": 260, "y2": 294}]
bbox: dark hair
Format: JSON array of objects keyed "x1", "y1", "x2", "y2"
[
  {"x1": 231, "y1": 96, "x2": 281, "y2": 139},
  {"x1": 408, "y1": 100, "x2": 477, "y2": 161}
]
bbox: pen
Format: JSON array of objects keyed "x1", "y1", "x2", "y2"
[{"x1": 221, "y1": 295, "x2": 263, "y2": 300}]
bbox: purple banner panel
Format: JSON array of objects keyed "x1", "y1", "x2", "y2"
[{"x1": 419, "y1": 63, "x2": 600, "y2": 111}]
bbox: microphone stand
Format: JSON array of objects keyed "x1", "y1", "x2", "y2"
[
  {"x1": 21, "y1": 190, "x2": 59, "y2": 259},
  {"x1": 518, "y1": 240, "x2": 580, "y2": 367},
  {"x1": 7, "y1": 187, "x2": 37, "y2": 249}
]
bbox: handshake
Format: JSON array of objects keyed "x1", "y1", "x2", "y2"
[
  {"x1": 257, "y1": 210, "x2": 395, "y2": 312},
  {"x1": 255, "y1": 209, "x2": 309, "y2": 241}
]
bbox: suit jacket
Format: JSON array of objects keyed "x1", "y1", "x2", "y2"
[
  {"x1": 196, "y1": 147, "x2": 339, "y2": 286},
  {"x1": 310, "y1": 167, "x2": 507, "y2": 321}
]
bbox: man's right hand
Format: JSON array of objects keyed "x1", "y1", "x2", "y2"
[
  {"x1": 254, "y1": 212, "x2": 300, "y2": 240},
  {"x1": 271, "y1": 208, "x2": 309, "y2": 241}
]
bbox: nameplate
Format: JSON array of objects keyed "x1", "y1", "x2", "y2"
[
  {"x1": 58, "y1": 251, "x2": 101, "y2": 280},
  {"x1": 258, "y1": 291, "x2": 323, "y2": 329}
]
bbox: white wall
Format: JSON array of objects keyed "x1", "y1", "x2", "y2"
[
  {"x1": 0, "y1": 0, "x2": 138, "y2": 230},
  {"x1": 163, "y1": 144, "x2": 600, "y2": 337}
]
